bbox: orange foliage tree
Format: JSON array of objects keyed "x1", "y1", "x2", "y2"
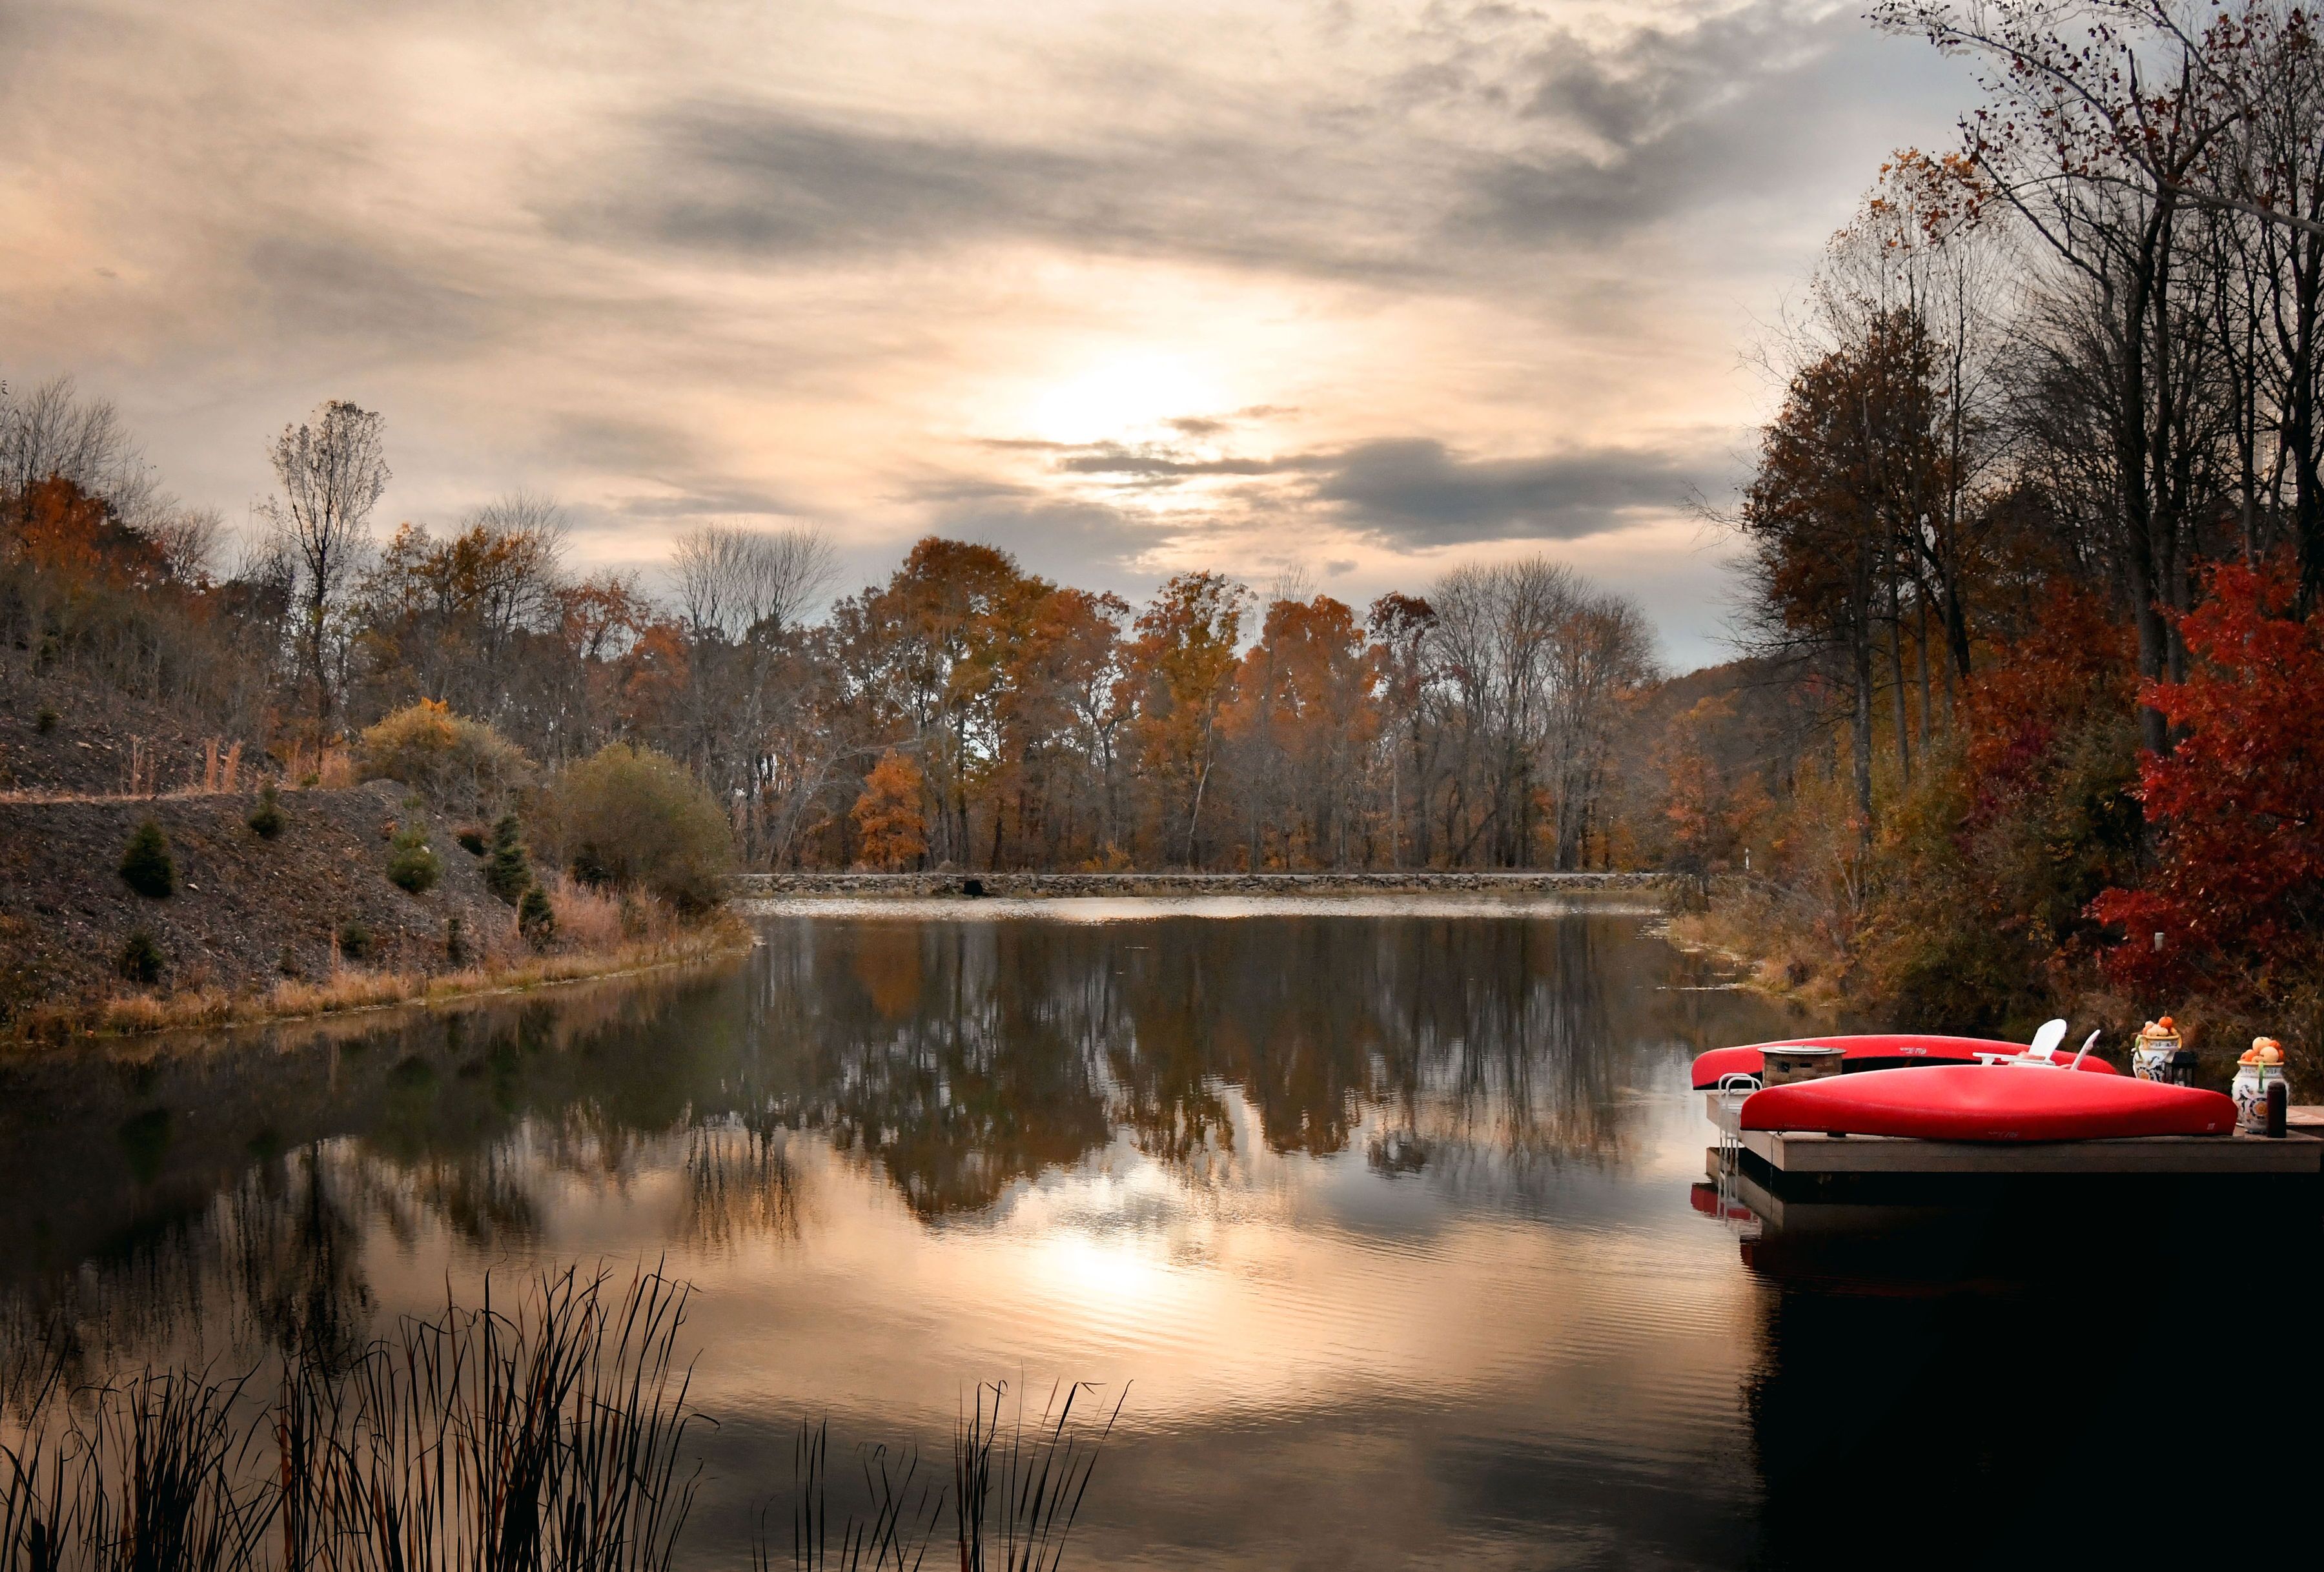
[
  {"x1": 2090, "y1": 557, "x2": 2324, "y2": 992},
  {"x1": 1124, "y1": 571, "x2": 1245, "y2": 866},
  {"x1": 1221, "y1": 595, "x2": 1380, "y2": 868},
  {"x1": 852, "y1": 749, "x2": 928, "y2": 870}
]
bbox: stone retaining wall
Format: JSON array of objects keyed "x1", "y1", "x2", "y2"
[{"x1": 730, "y1": 870, "x2": 1669, "y2": 899}]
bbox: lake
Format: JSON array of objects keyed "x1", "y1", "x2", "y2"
[{"x1": 3, "y1": 896, "x2": 2313, "y2": 1567}]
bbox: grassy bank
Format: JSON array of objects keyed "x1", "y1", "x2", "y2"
[{"x1": 7, "y1": 883, "x2": 751, "y2": 1046}]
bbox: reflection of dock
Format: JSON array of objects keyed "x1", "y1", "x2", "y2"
[{"x1": 1702, "y1": 1092, "x2": 2324, "y2": 1205}]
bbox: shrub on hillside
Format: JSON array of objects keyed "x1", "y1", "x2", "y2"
[
  {"x1": 387, "y1": 822, "x2": 441, "y2": 894},
  {"x1": 248, "y1": 781, "x2": 285, "y2": 839},
  {"x1": 117, "y1": 928, "x2": 165, "y2": 985},
  {"x1": 518, "y1": 884, "x2": 557, "y2": 948},
  {"x1": 484, "y1": 813, "x2": 533, "y2": 904},
  {"x1": 356, "y1": 699, "x2": 536, "y2": 817},
  {"x1": 35, "y1": 706, "x2": 58, "y2": 735},
  {"x1": 337, "y1": 923, "x2": 373, "y2": 963},
  {"x1": 543, "y1": 744, "x2": 732, "y2": 911},
  {"x1": 119, "y1": 820, "x2": 176, "y2": 898},
  {"x1": 457, "y1": 825, "x2": 487, "y2": 856}
]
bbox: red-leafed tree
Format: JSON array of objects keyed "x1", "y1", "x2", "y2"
[{"x1": 2090, "y1": 556, "x2": 2324, "y2": 990}]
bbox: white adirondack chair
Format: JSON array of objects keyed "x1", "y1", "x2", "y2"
[{"x1": 1975, "y1": 1019, "x2": 2100, "y2": 1069}]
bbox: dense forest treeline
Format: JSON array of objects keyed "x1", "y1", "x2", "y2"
[
  {"x1": 7, "y1": 2, "x2": 2324, "y2": 1071},
  {"x1": 0, "y1": 384, "x2": 1667, "y2": 875}
]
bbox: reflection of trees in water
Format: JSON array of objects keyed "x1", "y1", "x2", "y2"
[
  {"x1": 1371, "y1": 919, "x2": 1635, "y2": 1192},
  {"x1": 225, "y1": 1144, "x2": 376, "y2": 1371},
  {"x1": 755, "y1": 924, "x2": 1116, "y2": 1216},
  {"x1": 746, "y1": 913, "x2": 1663, "y2": 1215},
  {"x1": 1, "y1": 1143, "x2": 376, "y2": 1416},
  {"x1": 679, "y1": 1119, "x2": 802, "y2": 1250}
]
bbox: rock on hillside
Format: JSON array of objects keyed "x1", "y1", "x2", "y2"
[{"x1": 0, "y1": 781, "x2": 509, "y2": 1026}]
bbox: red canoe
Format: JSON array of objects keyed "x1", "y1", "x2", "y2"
[
  {"x1": 1739, "y1": 1065, "x2": 2236, "y2": 1142},
  {"x1": 1691, "y1": 1034, "x2": 2119, "y2": 1089}
]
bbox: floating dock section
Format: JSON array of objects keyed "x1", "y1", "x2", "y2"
[{"x1": 1706, "y1": 1092, "x2": 2324, "y2": 1202}]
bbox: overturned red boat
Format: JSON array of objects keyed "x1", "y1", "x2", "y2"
[
  {"x1": 1690, "y1": 1034, "x2": 2118, "y2": 1089},
  {"x1": 1739, "y1": 1065, "x2": 2236, "y2": 1143}
]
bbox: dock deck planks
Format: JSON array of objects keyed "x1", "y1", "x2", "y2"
[{"x1": 1705, "y1": 1092, "x2": 2324, "y2": 1177}]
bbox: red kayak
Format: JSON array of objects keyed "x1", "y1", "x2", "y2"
[
  {"x1": 1740, "y1": 1065, "x2": 2236, "y2": 1142},
  {"x1": 1691, "y1": 1034, "x2": 2118, "y2": 1089}
]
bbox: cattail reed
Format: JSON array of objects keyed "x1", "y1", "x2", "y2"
[
  {"x1": 3, "y1": 1267, "x2": 703, "y2": 1572},
  {"x1": 771, "y1": 1380, "x2": 1123, "y2": 1572}
]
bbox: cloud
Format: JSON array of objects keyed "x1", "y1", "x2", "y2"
[
  {"x1": 0, "y1": 0, "x2": 1973, "y2": 670},
  {"x1": 1052, "y1": 444, "x2": 1287, "y2": 478},
  {"x1": 1310, "y1": 438, "x2": 1705, "y2": 546},
  {"x1": 556, "y1": 5, "x2": 1904, "y2": 285},
  {"x1": 1022, "y1": 431, "x2": 1718, "y2": 549}
]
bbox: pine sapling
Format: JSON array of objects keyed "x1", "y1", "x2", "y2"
[{"x1": 119, "y1": 819, "x2": 176, "y2": 898}]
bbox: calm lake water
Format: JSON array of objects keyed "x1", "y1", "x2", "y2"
[{"x1": 3, "y1": 896, "x2": 2315, "y2": 1568}]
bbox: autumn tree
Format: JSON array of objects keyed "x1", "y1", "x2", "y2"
[
  {"x1": 1222, "y1": 594, "x2": 1380, "y2": 868},
  {"x1": 2090, "y1": 555, "x2": 2324, "y2": 990},
  {"x1": 354, "y1": 498, "x2": 566, "y2": 730},
  {"x1": 1740, "y1": 311, "x2": 1944, "y2": 842},
  {"x1": 853, "y1": 750, "x2": 929, "y2": 870},
  {"x1": 1124, "y1": 571, "x2": 1246, "y2": 866},
  {"x1": 995, "y1": 586, "x2": 1130, "y2": 865}
]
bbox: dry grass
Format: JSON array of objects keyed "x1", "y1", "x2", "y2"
[
  {"x1": 10, "y1": 901, "x2": 752, "y2": 1046},
  {"x1": 1664, "y1": 880, "x2": 1848, "y2": 1008}
]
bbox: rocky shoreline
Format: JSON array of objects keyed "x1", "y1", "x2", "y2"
[{"x1": 731, "y1": 870, "x2": 1669, "y2": 899}]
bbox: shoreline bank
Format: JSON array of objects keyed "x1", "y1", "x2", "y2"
[{"x1": 6, "y1": 917, "x2": 754, "y2": 1047}]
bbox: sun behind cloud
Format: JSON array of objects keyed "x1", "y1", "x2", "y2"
[{"x1": 1026, "y1": 354, "x2": 1225, "y2": 447}]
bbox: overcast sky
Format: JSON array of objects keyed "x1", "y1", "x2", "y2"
[{"x1": 0, "y1": 0, "x2": 1973, "y2": 669}]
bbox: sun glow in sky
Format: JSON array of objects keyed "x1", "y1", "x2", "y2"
[
  {"x1": 0, "y1": 0, "x2": 1975, "y2": 667},
  {"x1": 1026, "y1": 355, "x2": 1227, "y2": 448}
]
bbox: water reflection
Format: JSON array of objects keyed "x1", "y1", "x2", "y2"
[
  {"x1": 0, "y1": 899, "x2": 1815, "y2": 1567},
  {"x1": 749, "y1": 910, "x2": 1660, "y2": 1216}
]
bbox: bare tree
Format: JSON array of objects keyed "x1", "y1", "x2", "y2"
[
  {"x1": 464, "y1": 491, "x2": 570, "y2": 656},
  {"x1": 670, "y1": 523, "x2": 838, "y2": 642},
  {"x1": 0, "y1": 374, "x2": 157, "y2": 526},
  {"x1": 147, "y1": 504, "x2": 226, "y2": 586},
  {"x1": 261, "y1": 400, "x2": 389, "y2": 745}
]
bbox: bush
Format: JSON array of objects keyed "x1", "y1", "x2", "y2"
[
  {"x1": 248, "y1": 781, "x2": 285, "y2": 839},
  {"x1": 457, "y1": 826, "x2": 487, "y2": 856},
  {"x1": 356, "y1": 699, "x2": 536, "y2": 817},
  {"x1": 35, "y1": 706, "x2": 58, "y2": 735},
  {"x1": 119, "y1": 820, "x2": 176, "y2": 898},
  {"x1": 337, "y1": 923, "x2": 372, "y2": 962},
  {"x1": 117, "y1": 928, "x2": 165, "y2": 985},
  {"x1": 484, "y1": 813, "x2": 533, "y2": 904},
  {"x1": 543, "y1": 744, "x2": 733, "y2": 910},
  {"x1": 518, "y1": 884, "x2": 556, "y2": 948},
  {"x1": 387, "y1": 823, "x2": 441, "y2": 894},
  {"x1": 445, "y1": 914, "x2": 467, "y2": 965}
]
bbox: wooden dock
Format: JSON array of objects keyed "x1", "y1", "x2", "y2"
[{"x1": 1704, "y1": 1093, "x2": 2324, "y2": 1198}]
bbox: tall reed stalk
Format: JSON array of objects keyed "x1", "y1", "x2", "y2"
[
  {"x1": 3, "y1": 1269, "x2": 703, "y2": 1572},
  {"x1": 772, "y1": 1380, "x2": 1124, "y2": 1572}
]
